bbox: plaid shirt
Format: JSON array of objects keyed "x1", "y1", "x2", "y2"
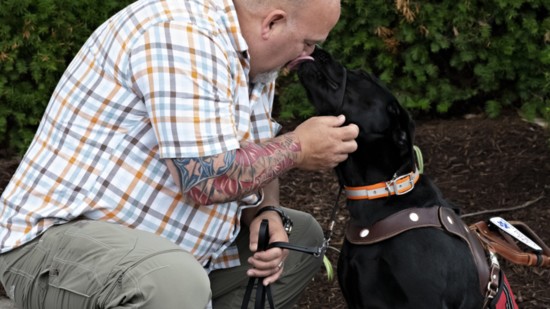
[{"x1": 0, "y1": 0, "x2": 281, "y2": 272}]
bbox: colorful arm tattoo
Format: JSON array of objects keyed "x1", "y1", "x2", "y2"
[{"x1": 171, "y1": 133, "x2": 301, "y2": 205}]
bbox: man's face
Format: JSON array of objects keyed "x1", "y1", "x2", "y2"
[{"x1": 249, "y1": 0, "x2": 341, "y2": 80}]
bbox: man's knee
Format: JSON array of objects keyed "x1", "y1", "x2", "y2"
[
  {"x1": 107, "y1": 250, "x2": 211, "y2": 309},
  {"x1": 285, "y1": 208, "x2": 324, "y2": 246}
]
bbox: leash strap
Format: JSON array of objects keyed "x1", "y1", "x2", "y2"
[
  {"x1": 325, "y1": 186, "x2": 343, "y2": 242},
  {"x1": 241, "y1": 219, "x2": 275, "y2": 309},
  {"x1": 241, "y1": 187, "x2": 347, "y2": 309},
  {"x1": 268, "y1": 241, "x2": 325, "y2": 257},
  {"x1": 241, "y1": 218, "x2": 328, "y2": 309}
]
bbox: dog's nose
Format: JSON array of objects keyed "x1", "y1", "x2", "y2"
[
  {"x1": 309, "y1": 47, "x2": 330, "y2": 62},
  {"x1": 304, "y1": 44, "x2": 316, "y2": 56}
]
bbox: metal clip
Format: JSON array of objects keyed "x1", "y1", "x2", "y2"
[
  {"x1": 314, "y1": 238, "x2": 330, "y2": 257},
  {"x1": 486, "y1": 251, "x2": 500, "y2": 299}
]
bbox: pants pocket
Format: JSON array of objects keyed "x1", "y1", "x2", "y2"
[
  {"x1": 45, "y1": 221, "x2": 137, "y2": 298},
  {"x1": 48, "y1": 259, "x2": 102, "y2": 298}
]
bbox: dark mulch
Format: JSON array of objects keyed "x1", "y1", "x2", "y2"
[{"x1": 1, "y1": 109, "x2": 549, "y2": 308}]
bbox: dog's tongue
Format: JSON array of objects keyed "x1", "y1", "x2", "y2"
[{"x1": 286, "y1": 55, "x2": 314, "y2": 71}]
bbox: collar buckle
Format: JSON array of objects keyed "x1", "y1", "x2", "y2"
[{"x1": 386, "y1": 172, "x2": 416, "y2": 196}]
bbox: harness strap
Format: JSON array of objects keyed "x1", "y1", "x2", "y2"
[{"x1": 345, "y1": 206, "x2": 492, "y2": 298}]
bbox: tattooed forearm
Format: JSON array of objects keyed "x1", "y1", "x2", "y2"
[
  {"x1": 172, "y1": 152, "x2": 235, "y2": 191},
  {"x1": 171, "y1": 132, "x2": 301, "y2": 205}
]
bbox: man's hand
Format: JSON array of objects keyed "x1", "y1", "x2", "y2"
[
  {"x1": 294, "y1": 115, "x2": 359, "y2": 170},
  {"x1": 247, "y1": 210, "x2": 289, "y2": 286}
]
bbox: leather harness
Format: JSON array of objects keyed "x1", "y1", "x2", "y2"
[
  {"x1": 345, "y1": 206, "x2": 496, "y2": 299},
  {"x1": 470, "y1": 220, "x2": 550, "y2": 267}
]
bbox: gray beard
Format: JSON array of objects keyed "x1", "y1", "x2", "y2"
[{"x1": 252, "y1": 70, "x2": 279, "y2": 84}]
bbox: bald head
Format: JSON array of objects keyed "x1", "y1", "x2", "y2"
[
  {"x1": 234, "y1": 0, "x2": 341, "y2": 78},
  {"x1": 237, "y1": 0, "x2": 306, "y2": 12}
]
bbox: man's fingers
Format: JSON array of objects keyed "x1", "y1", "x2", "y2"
[
  {"x1": 340, "y1": 139, "x2": 358, "y2": 153},
  {"x1": 315, "y1": 114, "x2": 346, "y2": 127},
  {"x1": 293, "y1": 116, "x2": 359, "y2": 170},
  {"x1": 263, "y1": 266, "x2": 284, "y2": 286},
  {"x1": 339, "y1": 123, "x2": 360, "y2": 141},
  {"x1": 247, "y1": 255, "x2": 285, "y2": 285},
  {"x1": 249, "y1": 247, "x2": 286, "y2": 265},
  {"x1": 247, "y1": 245, "x2": 287, "y2": 270},
  {"x1": 246, "y1": 265, "x2": 284, "y2": 285},
  {"x1": 333, "y1": 114, "x2": 346, "y2": 127},
  {"x1": 248, "y1": 230, "x2": 259, "y2": 252}
]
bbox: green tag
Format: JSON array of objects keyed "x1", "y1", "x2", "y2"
[
  {"x1": 413, "y1": 145, "x2": 424, "y2": 174},
  {"x1": 323, "y1": 255, "x2": 334, "y2": 281}
]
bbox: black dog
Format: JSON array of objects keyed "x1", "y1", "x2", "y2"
[{"x1": 297, "y1": 48, "x2": 490, "y2": 308}]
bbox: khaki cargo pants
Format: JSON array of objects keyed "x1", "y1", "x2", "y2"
[{"x1": 0, "y1": 208, "x2": 323, "y2": 309}]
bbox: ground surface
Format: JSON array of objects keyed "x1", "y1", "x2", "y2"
[{"x1": 0, "y1": 109, "x2": 549, "y2": 308}]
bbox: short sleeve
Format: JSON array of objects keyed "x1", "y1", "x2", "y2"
[{"x1": 129, "y1": 21, "x2": 240, "y2": 158}]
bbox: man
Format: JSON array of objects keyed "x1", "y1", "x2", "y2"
[{"x1": 0, "y1": 0, "x2": 358, "y2": 308}]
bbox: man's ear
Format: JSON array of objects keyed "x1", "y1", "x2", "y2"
[{"x1": 261, "y1": 10, "x2": 287, "y2": 39}]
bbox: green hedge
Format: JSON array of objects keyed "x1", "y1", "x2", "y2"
[
  {"x1": 0, "y1": 0, "x2": 134, "y2": 154},
  {"x1": 1, "y1": 0, "x2": 549, "y2": 154},
  {"x1": 280, "y1": 0, "x2": 549, "y2": 122}
]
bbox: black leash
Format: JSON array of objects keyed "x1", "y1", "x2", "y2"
[
  {"x1": 241, "y1": 219, "x2": 326, "y2": 309},
  {"x1": 324, "y1": 185, "x2": 344, "y2": 246},
  {"x1": 241, "y1": 188, "x2": 344, "y2": 309},
  {"x1": 241, "y1": 219, "x2": 275, "y2": 309}
]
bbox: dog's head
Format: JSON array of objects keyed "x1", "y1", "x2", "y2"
[{"x1": 297, "y1": 47, "x2": 415, "y2": 186}]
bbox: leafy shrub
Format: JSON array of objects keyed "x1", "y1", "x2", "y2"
[
  {"x1": 0, "y1": 0, "x2": 134, "y2": 154},
  {"x1": 1, "y1": 0, "x2": 548, "y2": 153},
  {"x1": 279, "y1": 0, "x2": 549, "y2": 124}
]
